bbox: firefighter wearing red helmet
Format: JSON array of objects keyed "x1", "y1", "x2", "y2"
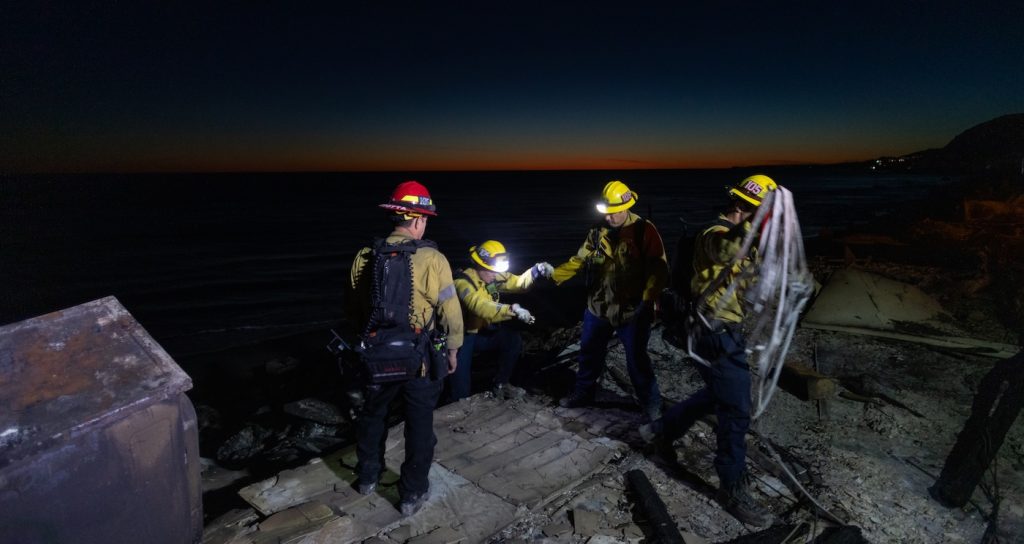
[
  {"x1": 378, "y1": 180, "x2": 438, "y2": 219},
  {"x1": 348, "y1": 180, "x2": 463, "y2": 516}
]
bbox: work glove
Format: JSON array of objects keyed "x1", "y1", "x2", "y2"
[
  {"x1": 531, "y1": 262, "x2": 554, "y2": 279},
  {"x1": 511, "y1": 303, "x2": 536, "y2": 324}
]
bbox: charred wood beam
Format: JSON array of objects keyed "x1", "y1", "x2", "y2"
[
  {"x1": 778, "y1": 361, "x2": 836, "y2": 401},
  {"x1": 720, "y1": 524, "x2": 805, "y2": 543},
  {"x1": 608, "y1": 365, "x2": 636, "y2": 396},
  {"x1": 930, "y1": 351, "x2": 1024, "y2": 507},
  {"x1": 625, "y1": 469, "x2": 686, "y2": 544}
]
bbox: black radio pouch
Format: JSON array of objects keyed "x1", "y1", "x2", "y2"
[
  {"x1": 425, "y1": 328, "x2": 448, "y2": 381},
  {"x1": 357, "y1": 328, "x2": 424, "y2": 384}
]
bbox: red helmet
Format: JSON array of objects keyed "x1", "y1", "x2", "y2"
[{"x1": 379, "y1": 180, "x2": 438, "y2": 217}]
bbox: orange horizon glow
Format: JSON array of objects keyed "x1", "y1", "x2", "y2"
[{"x1": 5, "y1": 149, "x2": 892, "y2": 175}]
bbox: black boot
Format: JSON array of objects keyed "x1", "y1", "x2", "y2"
[
  {"x1": 638, "y1": 423, "x2": 678, "y2": 465},
  {"x1": 398, "y1": 491, "x2": 430, "y2": 516},
  {"x1": 558, "y1": 390, "x2": 594, "y2": 408},
  {"x1": 715, "y1": 480, "x2": 772, "y2": 526}
]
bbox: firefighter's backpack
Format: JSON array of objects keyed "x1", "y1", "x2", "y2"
[
  {"x1": 356, "y1": 238, "x2": 439, "y2": 383},
  {"x1": 660, "y1": 217, "x2": 733, "y2": 349}
]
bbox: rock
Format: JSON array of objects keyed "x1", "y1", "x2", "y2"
[
  {"x1": 217, "y1": 423, "x2": 275, "y2": 467},
  {"x1": 266, "y1": 356, "x2": 301, "y2": 376},
  {"x1": 283, "y1": 398, "x2": 347, "y2": 425}
]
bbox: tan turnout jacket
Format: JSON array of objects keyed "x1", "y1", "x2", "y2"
[
  {"x1": 691, "y1": 214, "x2": 755, "y2": 324},
  {"x1": 349, "y1": 230, "x2": 464, "y2": 350}
]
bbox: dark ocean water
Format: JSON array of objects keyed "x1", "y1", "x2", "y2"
[{"x1": 1, "y1": 169, "x2": 948, "y2": 361}]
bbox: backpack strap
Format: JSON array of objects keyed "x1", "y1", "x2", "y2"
[{"x1": 363, "y1": 238, "x2": 422, "y2": 338}]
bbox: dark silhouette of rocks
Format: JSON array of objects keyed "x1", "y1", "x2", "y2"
[{"x1": 877, "y1": 113, "x2": 1024, "y2": 173}]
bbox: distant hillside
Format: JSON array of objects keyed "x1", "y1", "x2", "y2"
[
  {"x1": 942, "y1": 113, "x2": 1024, "y2": 168},
  {"x1": 879, "y1": 114, "x2": 1024, "y2": 173}
]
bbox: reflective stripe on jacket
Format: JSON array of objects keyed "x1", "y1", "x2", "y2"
[
  {"x1": 552, "y1": 212, "x2": 668, "y2": 326},
  {"x1": 349, "y1": 230, "x2": 464, "y2": 349},
  {"x1": 454, "y1": 267, "x2": 535, "y2": 333}
]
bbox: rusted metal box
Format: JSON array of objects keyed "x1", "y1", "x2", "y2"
[{"x1": 0, "y1": 297, "x2": 202, "y2": 543}]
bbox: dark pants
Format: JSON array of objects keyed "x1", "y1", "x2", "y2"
[
  {"x1": 573, "y1": 309, "x2": 661, "y2": 417},
  {"x1": 356, "y1": 376, "x2": 442, "y2": 500},
  {"x1": 449, "y1": 326, "x2": 522, "y2": 401},
  {"x1": 652, "y1": 324, "x2": 751, "y2": 487}
]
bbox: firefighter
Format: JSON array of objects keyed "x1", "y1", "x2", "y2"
[
  {"x1": 348, "y1": 180, "x2": 463, "y2": 516},
  {"x1": 639, "y1": 174, "x2": 778, "y2": 527},
  {"x1": 553, "y1": 180, "x2": 669, "y2": 422},
  {"x1": 451, "y1": 240, "x2": 553, "y2": 401}
]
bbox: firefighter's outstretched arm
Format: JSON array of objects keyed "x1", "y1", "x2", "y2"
[
  {"x1": 456, "y1": 277, "x2": 517, "y2": 322},
  {"x1": 552, "y1": 228, "x2": 603, "y2": 285}
]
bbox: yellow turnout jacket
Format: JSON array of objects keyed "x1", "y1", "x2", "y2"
[
  {"x1": 552, "y1": 212, "x2": 668, "y2": 326},
  {"x1": 454, "y1": 267, "x2": 536, "y2": 334},
  {"x1": 691, "y1": 214, "x2": 754, "y2": 324}
]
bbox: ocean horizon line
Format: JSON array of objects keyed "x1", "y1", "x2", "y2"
[{"x1": 1, "y1": 161, "x2": 876, "y2": 178}]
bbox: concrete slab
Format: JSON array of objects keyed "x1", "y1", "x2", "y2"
[
  {"x1": 543, "y1": 521, "x2": 573, "y2": 538},
  {"x1": 803, "y1": 268, "x2": 1018, "y2": 358},
  {"x1": 804, "y1": 268, "x2": 946, "y2": 331},
  {"x1": 572, "y1": 507, "x2": 601, "y2": 537}
]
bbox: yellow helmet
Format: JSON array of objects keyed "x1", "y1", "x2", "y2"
[
  {"x1": 729, "y1": 174, "x2": 778, "y2": 207},
  {"x1": 469, "y1": 240, "x2": 510, "y2": 272},
  {"x1": 596, "y1": 180, "x2": 638, "y2": 214}
]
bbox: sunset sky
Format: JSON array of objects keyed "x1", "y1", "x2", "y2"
[{"x1": 2, "y1": 2, "x2": 1022, "y2": 173}]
